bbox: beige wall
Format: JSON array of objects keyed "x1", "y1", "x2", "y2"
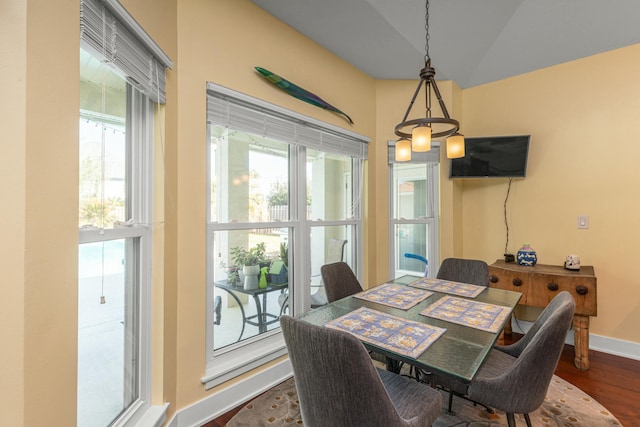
[
  {"x1": 0, "y1": 0, "x2": 80, "y2": 424},
  {"x1": 373, "y1": 79, "x2": 464, "y2": 286},
  {"x1": 460, "y1": 44, "x2": 640, "y2": 342},
  {"x1": 4, "y1": 0, "x2": 639, "y2": 424},
  {"x1": 173, "y1": 0, "x2": 376, "y2": 412},
  {"x1": 1, "y1": 1, "x2": 27, "y2": 425}
]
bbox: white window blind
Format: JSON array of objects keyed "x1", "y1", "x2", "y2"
[
  {"x1": 207, "y1": 83, "x2": 368, "y2": 159},
  {"x1": 387, "y1": 141, "x2": 440, "y2": 164},
  {"x1": 80, "y1": 0, "x2": 173, "y2": 103}
]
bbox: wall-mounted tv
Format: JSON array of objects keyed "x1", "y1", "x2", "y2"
[{"x1": 449, "y1": 135, "x2": 530, "y2": 178}]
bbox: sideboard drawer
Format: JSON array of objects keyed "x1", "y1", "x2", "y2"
[
  {"x1": 489, "y1": 267, "x2": 531, "y2": 302},
  {"x1": 489, "y1": 261, "x2": 597, "y2": 316}
]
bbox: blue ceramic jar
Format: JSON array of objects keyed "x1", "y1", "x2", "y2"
[{"x1": 517, "y1": 244, "x2": 537, "y2": 266}]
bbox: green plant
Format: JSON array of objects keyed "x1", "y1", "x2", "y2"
[
  {"x1": 230, "y1": 242, "x2": 267, "y2": 267},
  {"x1": 219, "y1": 259, "x2": 240, "y2": 285},
  {"x1": 280, "y1": 242, "x2": 288, "y2": 267}
]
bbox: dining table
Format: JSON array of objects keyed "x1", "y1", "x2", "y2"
[{"x1": 297, "y1": 274, "x2": 522, "y2": 384}]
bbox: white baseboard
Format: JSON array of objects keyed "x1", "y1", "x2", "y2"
[
  {"x1": 510, "y1": 318, "x2": 640, "y2": 361},
  {"x1": 165, "y1": 359, "x2": 293, "y2": 427}
]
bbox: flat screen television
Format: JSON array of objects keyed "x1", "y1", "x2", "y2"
[{"x1": 449, "y1": 135, "x2": 530, "y2": 178}]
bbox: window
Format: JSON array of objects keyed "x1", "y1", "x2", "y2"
[
  {"x1": 78, "y1": 0, "x2": 171, "y2": 425},
  {"x1": 205, "y1": 83, "x2": 367, "y2": 387},
  {"x1": 388, "y1": 143, "x2": 440, "y2": 278}
]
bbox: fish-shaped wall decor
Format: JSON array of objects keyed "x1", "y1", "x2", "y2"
[{"x1": 255, "y1": 66, "x2": 353, "y2": 125}]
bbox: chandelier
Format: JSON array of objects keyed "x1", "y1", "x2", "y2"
[{"x1": 394, "y1": 0, "x2": 465, "y2": 162}]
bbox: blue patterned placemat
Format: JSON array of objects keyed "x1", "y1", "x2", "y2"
[
  {"x1": 326, "y1": 307, "x2": 446, "y2": 359},
  {"x1": 354, "y1": 283, "x2": 433, "y2": 310},
  {"x1": 420, "y1": 295, "x2": 511, "y2": 333},
  {"x1": 409, "y1": 277, "x2": 485, "y2": 298}
]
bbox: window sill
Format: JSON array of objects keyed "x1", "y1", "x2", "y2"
[{"x1": 202, "y1": 333, "x2": 287, "y2": 389}]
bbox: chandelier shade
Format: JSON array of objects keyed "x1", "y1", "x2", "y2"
[
  {"x1": 395, "y1": 138, "x2": 412, "y2": 162},
  {"x1": 393, "y1": 0, "x2": 464, "y2": 162},
  {"x1": 411, "y1": 125, "x2": 432, "y2": 152},
  {"x1": 446, "y1": 133, "x2": 465, "y2": 158}
]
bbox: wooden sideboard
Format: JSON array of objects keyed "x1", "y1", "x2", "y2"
[{"x1": 488, "y1": 259, "x2": 597, "y2": 370}]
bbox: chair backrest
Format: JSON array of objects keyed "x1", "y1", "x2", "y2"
[
  {"x1": 326, "y1": 238, "x2": 347, "y2": 264},
  {"x1": 469, "y1": 291, "x2": 575, "y2": 414},
  {"x1": 320, "y1": 262, "x2": 362, "y2": 303},
  {"x1": 280, "y1": 315, "x2": 413, "y2": 427},
  {"x1": 495, "y1": 289, "x2": 570, "y2": 357},
  {"x1": 436, "y1": 257, "x2": 489, "y2": 287}
]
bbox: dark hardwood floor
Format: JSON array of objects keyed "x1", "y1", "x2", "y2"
[{"x1": 203, "y1": 334, "x2": 640, "y2": 426}]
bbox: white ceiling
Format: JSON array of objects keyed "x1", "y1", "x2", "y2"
[{"x1": 252, "y1": 0, "x2": 640, "y2": 88}]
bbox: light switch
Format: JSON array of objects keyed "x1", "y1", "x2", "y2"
[{"x1": 577, "y1": 215, "x2": 589, "y2": 229}]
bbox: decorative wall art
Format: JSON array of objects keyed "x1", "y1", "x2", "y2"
[{"x1": 255, "y1": 66, "x2": 353, "y2": 124}]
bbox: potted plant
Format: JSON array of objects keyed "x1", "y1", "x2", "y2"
[{"x1": 230, "y1": 242, "x2": 267, "y2": 290}]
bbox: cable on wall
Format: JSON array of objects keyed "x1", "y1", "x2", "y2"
[{"x1": 503, "y1": 177, "x2": 513, "y2": 258}]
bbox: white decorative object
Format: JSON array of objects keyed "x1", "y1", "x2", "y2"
[{"x1": 565, "y1": 254, "x2": 580, "y2": 270}]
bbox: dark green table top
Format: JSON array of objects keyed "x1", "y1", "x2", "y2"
[{"x1": 297, "y1": 275, "x2": 522, "y2": 382}]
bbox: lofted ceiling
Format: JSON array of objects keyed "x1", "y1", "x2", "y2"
[{"x1": 252, "y1": 0, "x2": 640, "y2": 89}]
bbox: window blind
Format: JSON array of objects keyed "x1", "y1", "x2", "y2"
[
  {"x1": 207, "y1": 83, "x2": 368, "y2": 159},
  {"x1": 387, "y1": 141, "x2": 440, "y2": 164},
  {"x1": 80, "y1": 0, "x2": 173, "y2": 103}
]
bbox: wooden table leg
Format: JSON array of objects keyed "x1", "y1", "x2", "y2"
[
  {"x1": 504, "y1": 315, "x2": 513, "y2": 335},
  {"x1": 497, "y1": 316, "x2": 513, "y2": 346},
  {"x1": 573, "y1": 314, "x2": 590, "y2": 370}
]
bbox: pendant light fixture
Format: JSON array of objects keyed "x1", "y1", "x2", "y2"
[{"x1": 394, "y1": 0, "x2": 465, "y2": 161}]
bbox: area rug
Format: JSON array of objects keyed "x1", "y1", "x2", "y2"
[{"x1": 226, "y1": 374, "x2": 622, "y2": 427}]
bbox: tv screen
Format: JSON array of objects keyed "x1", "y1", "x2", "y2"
[{"x1": 449, "y1": 135, "x2": 530, "y2": 178}]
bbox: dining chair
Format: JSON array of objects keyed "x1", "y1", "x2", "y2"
[
  {"x1": 466, "y1": 291, "x2": 576, "y2": 427},
  {"x1": 320, "y1": 261, "x2": 362, "y2": 303},
  {"x1": 495, "y1": 289, "x2": 571, "y2": 358},
  {"x1": 436, "y1": 257, "x2": 489, "y2": 287},
  {"x1": 280, "y1": 315, "x2": 442, "y2": 427},
  {"x1": 421, "y1": 257, "x2": 490, "y2": 410}
]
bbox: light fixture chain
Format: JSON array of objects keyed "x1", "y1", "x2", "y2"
[{"x1": 424, "y1": 0, "x2": 430, "y2": 62}]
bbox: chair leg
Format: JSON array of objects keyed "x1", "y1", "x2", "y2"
[
  {"x1": 524, "y1": 413, "x2": 532, "y2": 427},
  {"x1": 506, "y1": 413, "x2": 516, "y2": 427},
  {"x1": 214, "y1": 295, "x2": 222, "y2": 325}
]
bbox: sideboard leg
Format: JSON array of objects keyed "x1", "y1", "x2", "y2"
[{"x1": 573, "y1": 314, "x2": 590, "y2": 370}]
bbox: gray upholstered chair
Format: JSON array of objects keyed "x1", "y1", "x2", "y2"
[
  {"x1": 436, "y1": 257, "x2": 489, "y2": 287},
  {"x1": 424, "y1": 257, "x2": 490, "y2": 410},
  {"x1": 494, "y1": 288, "x2": 571, "y2": 358},
  {"x1": 280, "y1": 315, "x2": 442, "y2": 427},
  {"x1": 466, "y1": 291, "x2": 576, "y2": 427},
  {"x1": 320, "y1": 261, "x2": 363, "y2": 303}
]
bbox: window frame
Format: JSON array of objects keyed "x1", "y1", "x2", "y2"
[
  {"x1": 79, "y1": 0, "x2": 170, "y2": 422},
  {"x1": 78, "y1": 69, "x2": 155, "y2": 427},
  {"x1": 388, "y1": 142, "x2": 440, "y2": 279},
  {"x1": 203, "y1": 83, "x2": 368, "y2": 389}
]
